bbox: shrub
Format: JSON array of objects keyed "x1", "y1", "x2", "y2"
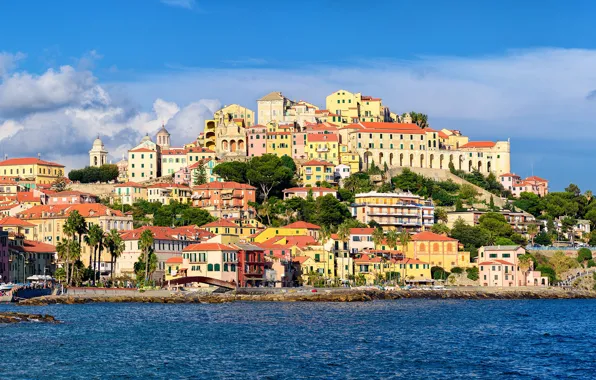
[
  {"x1": 450, "y1": 267, "x2": 464, "y2": 274},
  {"x1": 466, "y1": 267, "x2": 479, "y2": 281}
]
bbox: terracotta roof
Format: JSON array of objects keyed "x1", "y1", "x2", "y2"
[
  {"x1": 166, "y1": 257, "x2": 183, "y2": 264},
  {"x1": 292, "y1": 256, "x2": 312, "y2": 264},
  {"x1": 307, "y1": 134, "x2": 339, "y2": 142},
  {"x1": 0, "y1": 158, "x2": 64, "y2": 167},
  {"x1": 120, "y1": 226, "x2": 211, "y2": 241},
  {"x1": 525, "y1": 176, "x2": 547, "y2": 182},
  {"x1": 161, "y1": 148, "x2": 188, "y2": 155},
  {"x1": 437, "y1": 131, "x2": 449, "y2": 139},
  {"x1": 18, "y1": 204, "x2": 125, "y2": 219},
  {"x1": 459, "y1": 141, "x2": 496, "y2": 149},
  {"x1": 354, "y1": 122, "x2": 423, "y2": 131},
  {"x1": 284, "y1": 221, "x2": 321, "y2": 230},
  {"x1": 202, "y1": 219, "x2": 239, "y2": 228},
  {"x1": 186, "y1": 147, "x2": 215, "y2": 153},
  {"x1": 0, "y1": 216, "x2": 35, "y2": 227},
  {"x1": 16, "y1": 192, "x2": 40, "y2": 203},
  {"x1": 183, "y1": 243, "x2": 237, "y2": 252},
  {"x1": 499, "y1": 173, "x2": 520, "y2": 178},
  {"x1": 192, "y1": 181, "x2": 255, "y2": 190},
  {"x1": 350, "y1": 228, "x2": 375, "y2": 235},
  {"x1": 411, "y1": 231, "x2": 456, "y2": 242},
  {"x1": 114, "y1": 182, "x2": 147, "y2": 188},
  {"x1": 354, "y1": 254, "x2": 383, "y2": 263},
  {"x1": 147, "y1": 183, "x2": 190, "y2": 189},
  {"x1": 479, "y1": 260, "x2": 515, "y2": 266},
  {"x1": 302, "y1": 160, "x2": 334, "y2": 167},
  {"x1": 394, "y1": 258, "x2": 428, "y2": 265},
  {"x1": 11, "y1": 240, "x2": 57, "y2": 253}
]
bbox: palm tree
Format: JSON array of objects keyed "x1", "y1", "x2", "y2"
[
  {"x1": 518, "y1": 255, "x2": 533, "y2": 286},
  {"x1": 84, "y1": 224, "x2": 105, "y2": 286},
  {"x1": 56, "y1": 240, "x2": 69, "y2": 284},
  {"x1": 259, "y1": 200, "x2": 273, "y2": 226},
  {"x1": 139, "y1": 229, "x2": 154, "y2": 282},
  {"x1": 336, "y1": 223, "x2": 351, "y2": 283},
  {"x1": 386, "y1": 230, "x2": 399, "y2": 250},
  {"x1": 527, "y1": 224, "x2": 538, "y2": 246},
  {"x1": 62, "y1": 220, "x2": 76, "y2": 285},
  {"x1": 318, "y1": 225, "x2": 331, "y2": 247},
  {"x1": 68, "y1": 239, "x2": 81, "y2": 286},
  {"x1": 105, "y1": 229, "x2": 125, "y2": 281},
  {"x1": 372, "y1": 228, "x2": 385, "y2": 249},
  {"x1": 68, "y1": 210, "x2": 88, "y2": 245},
  {"x1": 586, "y1": 190, "x2": 593, "y2": 204}
]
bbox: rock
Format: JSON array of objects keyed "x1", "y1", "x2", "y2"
[{"x1": 0, "y1": 312, "x2": 60, "y2": 324}]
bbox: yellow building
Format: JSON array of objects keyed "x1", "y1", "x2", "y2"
[
  {"x1": 127, "y1": 135, "x2": 159, "y2": 182},
  {"x1": 203, "y1": 120, "x2": 217, "y2": 150},
  {"x1": 353, "y1": 253, "x2": 431, "y2": 284},
  {"x1": 252, "y1": 221, "x2": 320, "y2": 243},
  {"x1": 339, "y1": 144, "x2": 360, "y2": 174},
  {"x1": 0, "y1": 216, "x2": 37, "y2": 240},
  {"x1": 201, "y1": 219, "x2": 260, "y2": 242},
  {"x1": 266, "y1": 131, "x2": 292, "y2": 157},
  {"x1": 257, "y1": 91, "x2": 294, "y2": 125},
  {"x1": 408, "y1": 231, "x2": 471, "y2": 271},
  {"x1": 17, "y1": 203, "x2": 134, "y2": 267},
  {"x1": 214, "y1": 104, "x2": 255, "y2": 127},
  {"x1": 147, "y1": 184, "x2": 192, "y2": 205},
  {"x1": 114, "y1": 182, "x2": 147, "y2": 205},
  {"x1": 0, "y1": 158, "x2": 65, "y2": 186},
  {"x1": 161, "y1": 148, "x2": 188, "y2": 176},
  {"x1": 325, "y1": 90, "x2": 389, "y2": 126},
  {"x1": 186, "y1": 147, "x2": 216, "y2": 166},
  {"x1": 300, "y1": 160, "x2": 335, "y2": 186},
  {"x1": 305, "y1": 133, "x2": 339, "y2": 164}
]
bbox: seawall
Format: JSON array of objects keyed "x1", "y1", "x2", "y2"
[{"x1": 17, "y1": 288, "x2": 596, "y2": 306}]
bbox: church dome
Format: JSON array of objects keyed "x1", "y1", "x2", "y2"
[
  {"x1": 92, "y1": 136, "x2": 104, "y2": 148},
  {"x1": 157, "y1": 124, "x2": 170, "y2": 136},
  {"x1": 141, "y1": 133, "x2": 152, "y2": 143}
]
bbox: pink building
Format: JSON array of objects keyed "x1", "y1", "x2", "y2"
[
  {"x1": 47, "y1": 191, "x2": 99, "y2": 205},
  {"x1": 478, "y1": 245, "x2": 549, "y2": 287},
  {"x1": 246, "y1": 125, "x2": 267, "y2": 157},
  {"x1": 292, "y1": 131, "x2": 307, "y2": 159},
  {"x1": 174, "y1": 167, "x2": 191, "y2": 185},
  {"x1": 191, "y1": 181, "x2": 256, "y2": 219},
  {"x1": 499, "y1": 173, "x2": 549, "y2": 198}
]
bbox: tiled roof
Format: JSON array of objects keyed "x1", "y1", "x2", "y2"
[
  {"x1": 202, "y1": 219, "x2": 239, "y2": 228},
  {"x1": 307, "y1": 133, "x2": 339, "y2": 142},
  {"x1": 147, "y1": 183, "x2": 191, "y2": 189},
  {"x1": 16, "y1": 192, "x2": 40, "y2": 203},
  {"x1": 0, "y1": 158, "x2": 64, "y2": 167},
  {"x1": 354, "y1": 254, "x2": 383, "y2": 263},
  {"x1": 525, "y1": 176, "x2": 547, "y2": 182},
  {"x1": 411, "y1": 231, "x2": 456, "y2": 242},
  {"x1": 11, "y1": 240, "x2": 57, "y2": 253},
  {"x1": 459, "y1": 141, "x2": 496, "y2": 149},
  {"x1": 350, "y1": 228, "x2": 375, "y2": 235},
  {"x1": 18, "y1": 204, "x2": 125, "y2": 219},
  {"x1": 284, "y1": 221, "x2": 321, "y2": 230},
  {"x1": 161, "y1": 148, "x2": 188, "y2": 155},
  {"x1": 166, "y1": 257, "x2": 183, "y2": 264},
  {"x1": 129, "y1": 148, "x2": 155, "y2": 153},
  {"x1": 302, "y1": 160, "x2": 334, "y2": 167},
  {"x1": 292, "y1": 256, "x2": 312, "y2": 264},
  {"x1": 183, "y1": 243, "x2": 237, "y2": 252},
  {"x1": 47, "y1": 191, "x2": 95, "y2": 198},
  {"x1": 0, "y1": 216, "x2": 35, "y2": 227}
]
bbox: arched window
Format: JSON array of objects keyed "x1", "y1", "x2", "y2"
[
  {"x1": 433, "y1": 243, "x2": 440, "y2": 252},
  {"x1": 446, "y1": 243, "x2": 453, "y2": 252},
  {"x1": 214, "y1": 264, "x2": 221, "y2": 271},
  {"x1": 419, "y1": 243, "x2": 426, "y2": 252},
  {"x1": 207, "y1": 264, "x2": 213, "y2": 271},
  {"x1": 223, "y1": 264, "x2": 229, "y2": 272},
  {"x1": 231, "y1": 264, "x2": 236, "y2": 272}
]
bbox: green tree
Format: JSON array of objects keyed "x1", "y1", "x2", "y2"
[
  {"x1": 280, "y1": 155, "x2": 297, "y2": 173},
  {"x1": 536, "y1": 265, "x2": 557, "y2": 284},
  {"x1": 527, "y1": 224, "x2": 539, "y2": 246},
  {"x1": 139, "y1": 229, "x2": 155, "y2": 282},
  {"x1": 478, "y1": 212, "x2": 513, "y2": 238},
  {"x1": 434, "y1": 207, "x2": 448, "y2": 224},
  {"x1": 372, "y1": 228, "x2": 385, "y2": 248},
  {"x1": 534, "y1": 231, "x2": 552, "y2": 246},
  {"x1": 212, "y1": 161, "x2": 248, "y2": 183},
  {"x1": 577, "y1": 248, "x2": 593, "y2": 265},
  {"x1": 313, "y1": 194, "x2": 351, "y2": 228},
  {"x1": 246, "y1": 154, "x2": 293, "y2": 200},
  {"x1": 548, "y1": 251, "x2": 580, "y2": 278},
  {"x1": 105, "y1": 229, "x2": 125, "y2": 281},
  {"x1": 431, "y1": 223, "x2": 450, "y2": 236},
  {"x1": 459, "y1": 184, "x2": 480, "y2": 205},
  {"x1": 397, "y1": 230, "x2": 409, "y2": 252},
  {"x1": 84, "y1": 224, "x2": 105, "y2": 286},
  {"x1": 466, "y1": 266, "x2": 479, "y2": 281},
  {"x1": 193, "y1": 162, "x2": 207, "y2": 185},
  {"x1": 494, "y1": 237, "x2": 516, "y2": 246},
  {"x1": 409, "y1": 111, "x2": 429, "y2": 129}
]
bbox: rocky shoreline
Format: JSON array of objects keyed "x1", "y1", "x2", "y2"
[
  {"x1": 0, "y1": 312, "x2": 60, "y2": 324},
  {"x1": 16, "y1": 288, "x2": 596, "y2": 306}
]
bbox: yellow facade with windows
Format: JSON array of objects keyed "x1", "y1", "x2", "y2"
[
  {"x1": 0, "y1": 158, "x2": 65, "y2": 185},
  {"x1": 339, "y1": 145, "x2": 360, "y2": 173},
  {"x1": 305, "y1": 134, "x2": 339, "y2": 165},
  {"x1": 214, "y1": 104, "x2": 255, "y2": 127},
  {"x1": 300, "y1": 160, "x2": 335, "y2": 186},
  {"x1": 266, "y1": 132, "x2": 292, "y2": 157}
]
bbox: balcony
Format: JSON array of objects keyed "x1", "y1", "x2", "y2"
[{"x1": 316, "y1": 146, "x2": 329, "y2": 152}]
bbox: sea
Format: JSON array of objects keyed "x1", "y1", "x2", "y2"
[{"x1": 1, "y1": 299, "x2": 596, "y2": 379}]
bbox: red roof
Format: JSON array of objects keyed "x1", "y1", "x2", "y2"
[
  {"x1": 350, "y1": 228, "x2": 374, "y2": 235},
  {"x1": 0, "y1": 158, "x2": 64, "y2": 167},
  {"x1": 284, "y1": 221, "x2": 321, "y2": 230},
  {"x1": 183, "y1": 243, "x2": 237, "y2": 252},
  {"x1": 479, "y1": 260, "x2": 514, "y2": 266},
  {"x1": 293, "y1": 256, "x2": 312, "y2": 264},
  {"x1": 120, "y1": 226, "x2": 212, "y2": 241},
  {"x1": 0, "y1": 216, "x2": 35, "y2": 227},
  {"x1": 18, "y1": 204, "x2": 125, "y2": 219},
  {"x1": 192, "y1": 181, "x2": 256, "y2": 190},
  {"x1": 459, "y1": 141, "x2": 496, "y2": 149},
  {"x1": 147, "y1": 183, "x2": 190, "y2": 189},
  {"x1": 302, "y1": 160, "x2": 334, "y2": 167},
  {"x1": 16, "y1": 192, "x2": 40, "y2": 203},
  {"x1": 394, "y1": 258, "x2": 428, "y2": 265},
  {"x1": 354, "y1": 254, "x2": 383, "y2": 263},
  {"x1": 307, "y1": 134, "x2": 339, "y2": 142},
  {"x1": 411, "y1": 231, "x2": 456, "y2": 242},
  {"x1": 166, "y1": 256, "x2": 183, "y2": 264},
  {"x1": 47, "y1": 190, "x2": 95, "y2": 198},
  {"x1": 202, "y1": 219, "x2": 239, "y2": 228},
  {"x1": 13, "y1": 240, "x2": 57, "y2": 253},
  {"x1": 525, "y1": 176, "x2": 547, "y2": 183},
  {"x1": 161, "y1": 148, "x2": 188, "y2": 155},
  {"x1": 187, "y1": 147, "x2": 215, "y2": 153}
]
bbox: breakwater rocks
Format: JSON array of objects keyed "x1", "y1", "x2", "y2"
[
  {"x1": 0, "y1": 312, "x2": 60, "y2": 324},
  {"x1": 16, "y1": 288, "x2": 596, "y2": 306}
]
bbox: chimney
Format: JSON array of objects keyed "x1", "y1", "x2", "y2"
[{"x1": 38, "y1": 153, "x2": 41, "y2": 159}]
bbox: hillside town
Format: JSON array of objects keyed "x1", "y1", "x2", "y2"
[{"x1": 2, "y1": 88, "x2": 595, "y2": 292}]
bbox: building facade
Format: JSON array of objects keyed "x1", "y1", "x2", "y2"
[{"x1": 89, "y1": 136, "x2": 108, "y2": 168}]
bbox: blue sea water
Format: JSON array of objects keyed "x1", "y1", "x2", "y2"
[{"x1": 1, "y1": 300, "x2": 596, "y2": 379}]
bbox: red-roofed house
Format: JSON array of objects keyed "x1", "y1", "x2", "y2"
[
  {"x1": 306, "y1": 133, "x2": 340, "y2": 165},
  {"x1": 114, "y1": 182, "x2": 148, "y2": 205},
  {"x1": 300, "y1": 160, "x2": 335, "y2": 186},
  {"x1": 408, "y1": 231, "x2": 471, "y2": 271},
  {"x1": 191, "y1": 181, "x2": 256, "y2": 219},
  {"x1": 7, "y1": 235, "x2": 56, "y2": 283},
  {"x1": 117, "y1": 225, "x2": 212, "y2": 280},
  {"x1": 0, "y1": 157, "x2": 65, "y2": 185},
  {"x1": 46, "y1": 191, "x2": 99, "y2": 205},
  {"x1": 167, "y1": 243, "x2": 239, "y2": 285},
  {"x1": 478, "y1": 246, "x2": 549, "y2": 287},
  {"x1": 499, "y1": 173, "x2": 549, "y2": 198},
  {"x1": 147, "y1": 183, "x2": 192, "y2": 205}
]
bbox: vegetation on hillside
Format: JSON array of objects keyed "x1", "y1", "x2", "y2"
[{"x1": 68, "y1": 164, "x2": 119, "y2": 183}]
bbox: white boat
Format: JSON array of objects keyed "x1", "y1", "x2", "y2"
[
  {"x1": 0, "y1": 284, "x2": 14, "y2": 302},
  {"x1": 0, "y1": 283, "x2": 14, "y2": 291}
]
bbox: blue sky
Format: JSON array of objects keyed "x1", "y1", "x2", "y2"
[{"x1": 0, "y1": 0, "x2": 595, "y2": 191}]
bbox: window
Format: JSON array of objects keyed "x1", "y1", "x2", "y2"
[
  {"x1": 214, "y1": 264, "x2": 221, "y2": 271},
  {"x1": 207, "y1": 264, "x2": 213, "y2": 271},
  {"x1": 224, "y1": 264, "x2": 229, "y2": 272}
]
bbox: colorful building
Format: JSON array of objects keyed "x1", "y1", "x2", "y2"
[
  {"x1": 478, "y1": 245, "x2": 549, "y2": 287},
  {"x1": 127, "y1": 135, "x2": 159, "y2": 182},
  {"x1": 246, "y1": 124, "x2": 268, "y2": 157},
  {"x1": 0, "y1": 158, "x2": 65, "y2": 185},
  {"x1": 147, "y1": 183, "x2": 192, "y2": 205},
  {"x1": 191, "y1": 181, "x2": 256, "y2": 219},
  {"x1": 300, "y1": 160, "x2": 335, "y2": 186},
  {"x1": 161, "y1": 148, "x2": 188, "y2": 176},
  {"x1": 282, "y1": 187, "x2": 337, "y2": 200},
  {"x1": 305, "y1": 133, "x2": 339, "y2": 164},
  {"x1": 114, "y1": 182, "x2": 147, "y2": 205},
  {"x1": 177, "y1": 243, "x2": 239, "y2": 286},
  {"x1": 214, "y1": 104, "x2": 255, "y2": 127},
  {"x1": 351, "y1": 191, "x2": 434, "y2": 232},
  {"x1": 47, "y1": 191, "x2": 99, "y2": 205},
  {"x1": 408, "y1": 231, "x2": 471, "y2": 271},
  {"x1": 252, "y1": 221, "x2": 321, "y2": 244},
  {"x1": 234, "y1": 242, "x2": 266, "y2": 287}
]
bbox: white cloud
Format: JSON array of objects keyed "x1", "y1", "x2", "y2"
[
  {"x1": 0, "y1": 52, "x2": 26, "y2": 77},
  {"x1": 160, "y1": 0, "x2": 195, "y2": 9}
]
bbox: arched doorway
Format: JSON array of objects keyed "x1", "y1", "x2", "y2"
[
  {"x1": 468, "y1": 160, "x2": 473, "y2": 172},
  {"x1": 389, "y1": 153, "x2": 394, "y2": 166},
  {"x1": 222, "y1": 140, "x2": 228, "y2": 151},
  {"x1": 379, "y1": 152, "x2": 384, "y2": 165},
  {"x1": 238, "y1": 140, "x2": 245, "y2": 151},
  {"x1": 429, "y1": 154, "x2": 434, "y2": 169},
  {"x1": 399, "y1": 153, "x2": 404, "y2": 166},
  {"x1": 487, "y1": 161, "x2": 491, "y2": 173},
  {"x1": 477, "y1": 161, "x2": 482, "y2": 173},
  {"x1": 364, "y1": 151, "x2": 373, "y2": 170},
  {"x1": 409, "y1": 154, "x2": 414, "y2": 167},
  {"x1": 230, "y1": 140, "x2": 237, "y2": 152},
  {"x1": 440, "y1": 154, "x2": 444, "y2": 169},
  {"x1": 420, "y1": 154, "x2": 424, "y2": 168}
]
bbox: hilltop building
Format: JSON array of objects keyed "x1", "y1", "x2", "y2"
[{"x1": 89, "y1": 136, "x2": 108, "y2": 168}]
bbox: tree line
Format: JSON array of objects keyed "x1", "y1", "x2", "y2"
[{"x1": 68, "y1": 164, "x2": 119, "y2": 183}]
